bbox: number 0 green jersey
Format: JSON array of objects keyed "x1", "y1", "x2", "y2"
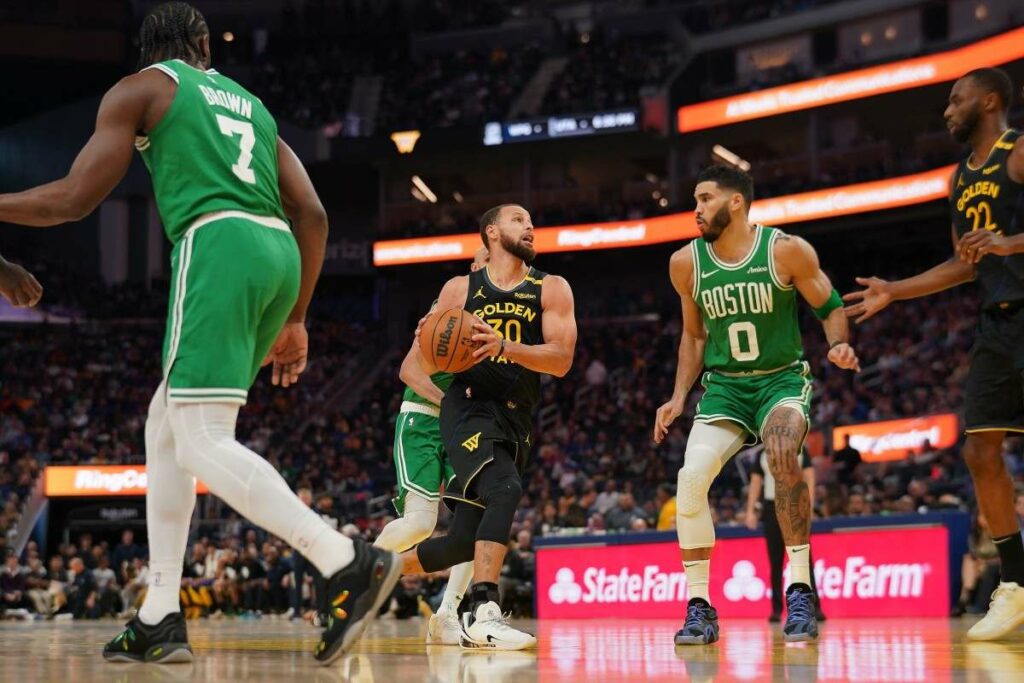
[
  {"x1": 135, "y1": 59, "x2": 286, "y2": 244},
  {"x1": 692, "y1": 226, "x2": 803, "y2": 373}
]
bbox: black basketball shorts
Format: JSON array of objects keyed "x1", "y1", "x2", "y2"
[
  {"x1": 439, "y1": 384, "x2": 531, "y2": 509},
  {"x1": 964, "y1": 304, "x2": 1024, "y2": 434}
]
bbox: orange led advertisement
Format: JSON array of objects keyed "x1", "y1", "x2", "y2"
[
  {"x1": 831, "y1": 414, "x2": 960, "y2": 463},
  {"x1": 677, "y1": 27, "x2": 1024, "y2": 133},
  {"x1": 373, "y1": 165, "x2": 954, "y2": 266},
  {"x1": 44, "y1": 465, "x2": 210, "y2": 497}
]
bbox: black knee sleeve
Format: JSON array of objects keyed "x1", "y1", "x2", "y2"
[
  {"x1": 475, "y1": 448, "x2": 522, "y2": 545},
  {"x1": 416, "y1": 503, "x2": 481, "y2": 573}
]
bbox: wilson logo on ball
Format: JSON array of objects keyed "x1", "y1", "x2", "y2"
[{"x1": 436, "y1": 315, "x2": 457, "y2": 357}]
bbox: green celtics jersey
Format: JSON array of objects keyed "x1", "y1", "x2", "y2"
[
  {"x1": 692, "y1": 226, "x2": 803, "y2": 373},
  {"x1": 135, "y1": 59, "x2": 286, "y2": 244}
]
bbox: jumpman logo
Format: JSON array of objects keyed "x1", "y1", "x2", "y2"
[{"x1": 474, "y1": 287, "x2": 487, "y2": 300}]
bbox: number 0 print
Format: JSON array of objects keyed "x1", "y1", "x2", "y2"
[
  {"x1": 727, "y1": 321, "x2": 760, "y2": 362},
  {"x1": 216, "y1": 114, "x2": 257, "y2": 184}
]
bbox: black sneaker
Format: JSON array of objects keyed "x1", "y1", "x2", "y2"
[
  {"x1": 313, "y1": 540, "x2": 401, "y2": 666},
  {"x1": 674, "y1": 598, "x2": 720, "y2": 646},
  {"x1": 783, "y1": 584, "x2": 819, "y2": 642},
  {"x1": 102, "y1": 613, "x2": 193, "y2": 663}
]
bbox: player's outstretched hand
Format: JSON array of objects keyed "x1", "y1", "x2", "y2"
[
  {"x1": 956, "y1": 230, "x2": 1011, "y2": 264},
  {"x1": 827, "y1": 342, "x2": 861, "y2": 372},
  {"x1": 0, "y1": 259, "x2": 43, "y2": 308},
  {"x1": 653, "y1": 398, "x2": 684, "y2": 444},
  {"x1": 413, "y1": 313, "x2": 430, "y2": 343},
  {"x1": 262, "y1": 322, "x2": 309, "y2": 388},
  {"x1": 842, "y1": 276, "x2": 892, "y2": 324},
  {"x1": 470, "y1": 321, "x2": 503, "y2": 362}
]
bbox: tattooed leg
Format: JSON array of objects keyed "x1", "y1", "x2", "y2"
[{"x1": 762, "y1": 406, "x2": 810, "y2": 545}]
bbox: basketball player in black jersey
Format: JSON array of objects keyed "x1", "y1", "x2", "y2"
[
  {"x1": 400, "y1": 204, "x2": 577, "y2": 649},
  {"x1": 845, "y1": 68, "x2": 1024, "y2": 640}
]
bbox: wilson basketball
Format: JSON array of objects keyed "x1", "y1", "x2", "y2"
[{"x1": 420, "y1": 307, "x2": 482, "y2": 373}]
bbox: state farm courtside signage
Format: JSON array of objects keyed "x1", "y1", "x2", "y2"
[
  {"x1": 677, "y1": 27, "x2": 1024, "y2": 132},
  {"x1": 373, "y1": 166, "x2": 954, "y2": 266},
  {"x1": 832, "y1": 414, "x2": 960, "y2": 463},
  {"x1": 44, "y1": 465, "x2": 209, "y2": 497},
  {"x1": 536, "y1": 527, "x2": 949, "y2": 618}
]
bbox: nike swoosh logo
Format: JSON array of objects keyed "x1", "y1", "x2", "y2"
[{"x1": 701, "y1": 269, "x2": 720, "y2": 279}]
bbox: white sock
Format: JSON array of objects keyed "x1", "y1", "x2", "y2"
[
  {"x1": 786, "y1": 544, "x2": 811, "y2": 588},
  {"x1": 138, "y1": 382, "x2": 195, "y2": 626},
  {"x1": 684, "y1": 559, "x2": 711, "y2": 603},
  {"x1": 168, "y1": 401, "x2": 355, "y2": 577},
  {"x1": 373, "y1": 493, "x2": 438, "y2": 552},
  {"x1": 440, "y1": 562, "x2": 474, "y2": 614}
]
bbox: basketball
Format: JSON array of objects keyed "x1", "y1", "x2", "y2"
[{"x1": 419, "y1": 307, "x2": 482, "y2": 373}]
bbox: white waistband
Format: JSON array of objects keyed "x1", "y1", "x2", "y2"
[
  {"x1": 400, "y1": 401, "x2": 440, "y2": 418},
  {"x1": 186, "y1": 210, "x2": 290, "y2": 235}
]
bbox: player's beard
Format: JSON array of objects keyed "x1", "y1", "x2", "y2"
[
  {"x1": 500, "y1": 231, "x2": 536, "y2": 264},
  {"x1": 700, "y1": 204, "x2": 732, "y2": 243},
  {"x1": 951, "y1": 105, "x2": 981, "y2": 144}
]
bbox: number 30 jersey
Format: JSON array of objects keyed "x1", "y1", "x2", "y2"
[
  {"x1": 459, "y1": 265, "x2": 546, "y2": 412},
  {"x1": 950, "y1": 128, "x2": 1024, "y2": 309},
  {"x1": 692, "y1": 226, "x2": 803, "y2": 373},
  {"x1": 135, "y1": 59, "x2": 286, "y2": 245}
]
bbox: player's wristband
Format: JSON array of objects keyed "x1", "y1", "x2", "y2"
[
  {"x1": 813, "y1": 289, "x2": 843, "y2": 320},
  {"x1": 829, "y1": 340, "x2": 846, "y2": 349},
  {"x1": 498, "y1": 339, "x2": 507, "y2": 359}
]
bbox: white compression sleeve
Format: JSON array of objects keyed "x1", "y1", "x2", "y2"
[
  {"x1": 138, "y1": 380, "x2": 196, "y2": 625},
  {"x1": 373, "y1": 492, "x2": 439, "y2": 552},
  {"x1": 676, "y1": 421, "x2": 747, "y2": 550},
  {"x1": 167, "y1": 401, "x2": 354, "y2": 577},
  {"x1": 440, "y1": 561, "x2": 474, "y2": 614}
]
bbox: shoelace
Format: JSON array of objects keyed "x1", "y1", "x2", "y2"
[
  {"x1": 683, "y1": 602, "x2": 712, "y2": 631},
  {"x1": 987, "y1": 585, "x2": 1015, "y2": 612},
  {"x1": 787, "y1": 591, "x2": 815, "y2": 623}
]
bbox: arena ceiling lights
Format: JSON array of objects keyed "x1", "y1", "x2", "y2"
[
  {"x1": 372, "y1": 164, "x2": 954, "y2": 266},
  {"x1": 676, "y1": 26, "x2": 1024, "y2": 133}
]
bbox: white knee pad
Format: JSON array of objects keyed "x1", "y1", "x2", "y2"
[
  {"x1": 676, "y1": 421, "x2": 746, "y2": 549},
  {"x1": 374, "y1": 493, "x2": 439, "y2": 552}
]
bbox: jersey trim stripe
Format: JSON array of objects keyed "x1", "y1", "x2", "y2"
[
  {"x1": 400, "y1": 401, "x2": 441, "y2": 418},
  {"x1": 705, "y1": 225, "x2": 763, "y2": 270},
  {"x1": 690, "y1": 242, "x2": 701, "y2": 300},
  {"x1": 394, "y1": 414, "x2": 441, "y2": 500},
  {"x1": 767, "y1": 229, "x2": 793, "y2": 290},
  {"x1": 482, "y1": 265, "x2": 535, "y2": 293},
  {"x1": 186, "y1": 210, "x2": 290, "y2": 233},
  {"x1": 966, "y1": 128, "x2": 1014, "y2": 171},
  {"x1": 141, "y1": 63, "x2": 180, "y2": 84}
]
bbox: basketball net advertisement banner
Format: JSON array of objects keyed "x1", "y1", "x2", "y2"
[
  {"x1": 832, "y1": 413, "x2": 960, "y2": 463},
  {"x1": 676, "y1": 26, "x2": 1024, "y2": 132},
  {"x1": 372, "y1": 166, "x2": 953, "y2": 266},
  {"x1": 536, "y1": 526, "x2": 948, "y2": 619},
  {"x1": 44, "y1": 465, "x2": 209, "y2": 497}
]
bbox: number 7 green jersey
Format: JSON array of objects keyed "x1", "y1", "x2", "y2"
[
  {"x1": 691, "y1": 226, "x2": 803, "y2": 373},
  {"x1": 135, "y1": 59, "x2": 286, "y2": 244}
]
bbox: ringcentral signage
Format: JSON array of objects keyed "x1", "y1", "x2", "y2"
[
  {"x1": 44, "y1": 465, "x2": 209, "y2": 497},
  {"x1": 373, "y1": 166, "x2": 954, "y2": 266}
]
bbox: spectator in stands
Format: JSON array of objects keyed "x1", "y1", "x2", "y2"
[
  {"x1": 605, "y1": 493, "x2": 643, "y2": 532},
  {"x1": 92, "y1": 554, "x2": 121, "y2": 617},
  {"x1": 112, "y1": 530, "x2": 143, "y2": 584},
  {"x1": 66, "y1": 557, "x2": 99, "y2": 620},
  {"x1": 501, "y1": 530, "x2": 535, "y2": 617},
  {"x1": 291, "y1": 488, "x2": 318, "y2": 620},
  {"x1": 656, "y1": 483, "x2": 677, "y2": 531},
  {"x1": 239, "y1": 545, "x2": 268, "y2": 616},
  {"x1": 833, "y1": 435, "x2": 862, "y2": 485},
  {"x1": 2, "y1": 553, "x2": 28, "y2": 615},
  {"x1": 265, "y1": 546, "x2": 292, "y2": 615},
  {"x1": 594, "y1": 480, "x2": 620, "y2": 516},
  {"x1": 120, "y1": 557, "x2": 148, "y2": 618},
  {"x1": 24, "y1": 556, "x2": 50, "y2": 617},
  {"x1": 954, "y1": 512, "x2": 1002, "y2": 616}
]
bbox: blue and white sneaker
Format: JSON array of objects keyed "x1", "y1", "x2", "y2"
[
  {"x1": 674, "y1": 598, "x2": 720, "y2": 646},
  {"x1": 783, "y1": 584, "x2": 819, "y2": 642}
]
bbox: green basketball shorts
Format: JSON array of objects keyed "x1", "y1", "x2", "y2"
[
  {"x1": 694, "y1": 360, "x2": 812, "y2": 445},
  {"x1": 392, "y1": 401, "x2": 455, "y2": 515},
  {"x1": 162, "y1": 211, "x2": 300, "y2": 405}
]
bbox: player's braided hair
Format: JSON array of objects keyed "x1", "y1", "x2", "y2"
[{"x1": 138, "y1": 2, "x2": 209, "y2": 69}]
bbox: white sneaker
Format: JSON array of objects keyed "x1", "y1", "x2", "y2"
[
  {"x1": 427, "y1": 607, "x2": 462, "y2": 645},
  {"x1": 967, "y1": 582, "x2": 1024, "y2": 641},
  {"x1": 459, "y1": 601, "x2": 536, "y2": 650}
]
